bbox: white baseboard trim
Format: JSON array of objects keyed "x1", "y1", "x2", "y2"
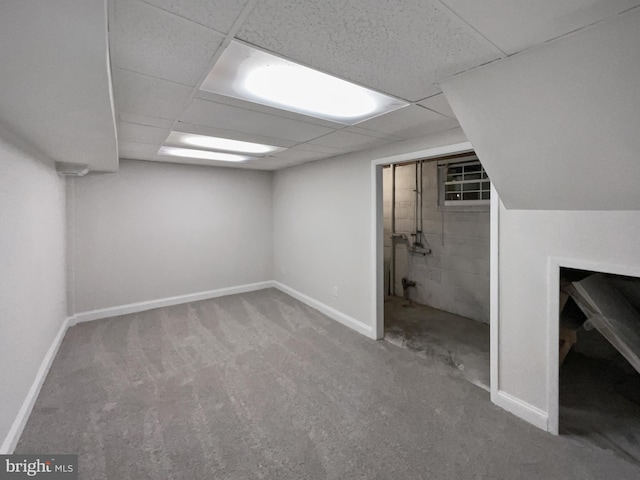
[
  {"x1": 493, "y1": 390, "x2": 548, "y2": 431},
  {"x1": 70, "y1": 281, "x2": 274, "y2": 324},
  {"x1": 272, "y1": 281, "x2": 375, "y2": 339},
  {"x1": 1, "y1": 316, "x2": 72, "y2": 454}
]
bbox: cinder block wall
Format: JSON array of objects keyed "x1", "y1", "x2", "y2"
[{"x1": 383, "y1": 161, "x2": 490, "y2": 323}]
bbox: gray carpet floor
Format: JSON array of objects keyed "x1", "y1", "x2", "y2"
[{"x1": 17, "y1": 289, "x2": 640, "y2": 479}]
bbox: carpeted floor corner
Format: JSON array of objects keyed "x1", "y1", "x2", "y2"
[{"x1": 16, "y1": 289, "x2": 640, "y2": 479}]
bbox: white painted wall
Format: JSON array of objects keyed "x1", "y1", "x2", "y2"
[
  {"x1": 383, "y1": 161, "x2": 490, "y2": 322},
  {"x1": 0, "y1": 126, "x2": 67, "y2": 450},
  {"x1": 273, "y1": 128, "x2": 468, "y2": 335},
  {"x1": 68, "y1": 160, "x2": 273, "y2": 314},
  {"x1": 498, "y1": 206, "x2": 640, "y2": 421}
]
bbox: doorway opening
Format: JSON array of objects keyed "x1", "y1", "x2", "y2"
[
  {"x1": 381, "y1": 152, "x2": 491, "y2": 390},
  {"x1": 557, "y1": 267, "x2": 640, "y2": 464}
]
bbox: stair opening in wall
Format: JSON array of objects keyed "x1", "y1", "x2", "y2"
[
  {"x1": 558, "y1": 267, "x2": 640, "y2": 464},
  {"x1": 381, "y1": 152, "x2": 490, "y2": 391}
]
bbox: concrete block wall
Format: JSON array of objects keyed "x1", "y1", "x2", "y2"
[{"x1": 383, "y1": 161, "x2": 490, "y2": 323}]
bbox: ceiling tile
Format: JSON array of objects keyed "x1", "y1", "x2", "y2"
[
  {"x1": 113, "y1": 69, "x2": 193, "y2": 119},
  {"x1": 418, "y1": 93, "x2": 457, "y2": 119},
  {"x1": 131, "y1": 155, "x2": 268, "y2": 170},
  {"x1": 174, "y1": 122, "x2": 296, "y2": 148},
  {"x1": 119, "y1": 122, "x2": 168, "y2": 144},
  {"x1": 180, "y1": 98, "x2": 335, "y2": 142},
  {"x1": 139, "y1": 0, "x2": 248, "y2": 34},
  {"x1": 111, "y1": 0, "x2": 225, "y2": 86},
  {"x1": 289, "y1": 143, "x2": 344, "y2": 155},
  {"x1": 119, "y1": 112, "x2": 174, "y2": 129},
  {"x1": 236, "y1": 0, "x2": 500, "y2": 101},
  {"x1": 440, "y1": 0, "x2": 640, "y2": 54},
  {"x1": 346, "y1": 126, "x2": 403, "y2": 142},
  {"x1": 355, "y1": 105, "x2": 459, "y2": 139},
  {"x1": 118, "y1": 141, "x2": 160, "y2": 159},
  {"x1": 119, "y1": 151, "x2": 156, "y2": 161},
  {"x1": 194, "y1": 90, "x2": 344, "y2": 129},
  {"x1": 118, "y1": 140, "x2": 159, "y2": 155},
  {"x1": 270, "y1": 146, "x2": 334, "y2": 162},
  {"x1": 249, "y1": 156, "x2": 312, "y2": 169},
  {"x1": 308, "y1": 130, "x2": 393, "y2": 151},
  {"x1": 122, "y1": 144, "x2": 327, "y2": 169}
]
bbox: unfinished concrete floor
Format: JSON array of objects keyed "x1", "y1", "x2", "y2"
[
  {"x1": 384, "y1": 295, "x2": 640, "y2": 466},
  {"x1": 384, "y1": 295, "x2": 490, "y2": 390},
  {"x1": 561, "y1": 330, "x2": 640, "y2": 466}
]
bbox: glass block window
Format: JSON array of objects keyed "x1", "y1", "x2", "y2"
[{"x1": 442, "y1": 159, "x2": 490, "y2": 205}]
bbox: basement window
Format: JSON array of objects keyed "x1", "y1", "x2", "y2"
[{"x1": 439, "y1": 156, "x2": 490, "y2": 207}]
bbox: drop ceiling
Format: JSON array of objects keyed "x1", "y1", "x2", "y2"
[{"x1": 2, "y1": 1, "x2": 638, "y2": 172}]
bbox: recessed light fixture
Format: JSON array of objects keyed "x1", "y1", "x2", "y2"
[
  {"x1": 165, "y1": 131, "x2": 285, "y2": 156},
  {"x1": 200, "y1": 40, "x2": 408, "y2": 125},
  {"x1": 158, "y1": 146, "x2": 251, "y2": 162}
]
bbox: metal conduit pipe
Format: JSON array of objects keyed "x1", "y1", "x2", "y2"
[
  {"x1": 419, "y1": 160, "x2": 424, "y2": 246},
  {"x1": 414, "y1": 162, "x2": 419, "y2": 243},
  {"x1": 390, "y1": 163, "x2": 396, "y2": 296}
]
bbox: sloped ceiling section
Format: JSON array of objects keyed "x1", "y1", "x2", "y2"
[
  {"x1": 441, "y1": 9, "x2": 640, "y2": 210},
  {"x1": 0, "y1": 0, "x2": 118, "y2": 172}
]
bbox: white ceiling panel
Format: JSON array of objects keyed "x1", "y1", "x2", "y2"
[
  {"x1": 174, "y1": 122, "x2": 297, "y2": 148},
  {"x1": 194, "y1": 90, "x2": 344, "y2": 129},
  {"x1": 308, "y1": 130, "x2": 394, "y2": 151},
  {"x1": 355, "y1": 105, "x2": 459, "y2": 139},
  {"x1": 180, "y1": 98, "x2": 336, "y2": 142},
  {"x1": 139, "y1": 0, "x2": 249, "y2": 34},
  {"x1": 113, "y1": 69, "x2": 193, "y2": 119},
  {"x1": 236, "y1": 0, "x2": 500, "y2": 101},
  {"x1": 238, "y1": 158, "x2": 285, "y2": 170},
  {"x1": 119, "y1": 151, "x2": 157, "y2": 161},
  {"x1": 131, "y1": 155, "x2": 273, "y2": 170},
  {"x1": 118, "y1": 141, "x2": 161, "y2": 161},
  {"x1": 440, "y1": 0, "x2": 640, "y2": 55},
  {"x1": 346, "y1": 126, "x2": 403, "y2": 142},
  {"x1": 418, "y1": 93, "x2": 457, "y2": 119},
  {"x1": 252, "y1": 156, "x2": 320, "y2": 169},
  {"x1": 119, "y1": 140, "x2": 159, "y2": 154},
  {"x1": 119, "y1": 112, "x2": 174, "y2": 129},
  {"x1": 112, "y1": 0, "x2": 225, "y2": 86},
  {"x1": 291, "y1": 143, "x2": 350, "y2": 155},
  {"x1": 270, "y1": 146, "x2": 333, "y2": 162},
  {"x1": 118, "y1": 122, "x2": 169, "y2": 144}
]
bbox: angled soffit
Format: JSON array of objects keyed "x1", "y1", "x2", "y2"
[{"x1": 441, "y1": 10, "x2": 640, "y2": 210}]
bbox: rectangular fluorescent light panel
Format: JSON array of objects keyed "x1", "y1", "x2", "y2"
[
  {"x1": 165, "y1": 131, "x2": 286, "y2": 156},
  {"x1": 200, "y1": 40, "x2": 409, "y2": 125},
  {"x1": 158, "y1": 146, "x2": 251, "y2": 162}
]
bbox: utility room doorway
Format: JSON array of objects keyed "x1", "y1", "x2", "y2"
[{"x1": 382, "y1": 153, "x2": 491, "y2": 391}]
